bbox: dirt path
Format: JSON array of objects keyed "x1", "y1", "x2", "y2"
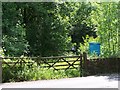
[{"x1": 0, "y1": 74, "x2": 119, "y2": 89}]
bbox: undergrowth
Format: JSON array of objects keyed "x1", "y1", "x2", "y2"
[{"x1": 2, "y1": 65, "x2": 80, "y2": 83}]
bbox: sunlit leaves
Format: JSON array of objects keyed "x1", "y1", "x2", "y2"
[{"x1": 89, "y1": 2, "x2": 119, "y2": 57}]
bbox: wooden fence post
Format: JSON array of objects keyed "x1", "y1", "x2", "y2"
[
  {"x1": 80, "y1": 53, "x2": 82, "y2": 77},
  {"x1": 83, "y1": 52, "x2": 87, "y2": 76}
]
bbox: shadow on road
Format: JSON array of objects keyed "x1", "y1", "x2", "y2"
[
  {"x1": 107, "y1": 74, "x2": 120, "y2": 81},
  {"x1": 94, "y1": 73, "x2": 120, "y2": 81}
]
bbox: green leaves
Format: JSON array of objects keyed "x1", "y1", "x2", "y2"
[
  {"x1": 86, "y1": 2, "x2": 119, "y2": 57},
  {"x1": 2, "y1": 2, "x2": 73, "y2": 57},
  {"x1": 2, "y1": 2, "x2": 29, "y2": 56},
  {"x1": 2, "y1": 2, "x2": 119, "y2": 57}
]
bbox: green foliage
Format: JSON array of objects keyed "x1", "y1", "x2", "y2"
[
  {"x1": 2, "y1": 2, "x2": 29, "y2": 56},
  {"x1": 79, "y1": 35, "x2": 99, "y2": 55},
  {"x1": 2, "y1": 64, "x2": 80, "y2": 83},
  {"x1": 89, "y1": 2, "x2": 119, "y2": 57},
  {"x1": 2, "y1": 2, "x2": 119, "y2": 57},
  {"x1": 79, "y1": 2, "x2": 119, "y2": 58},
  {"x1": 2, "y1": 2, "x2": 72, "y2": 57},
  {"x1": 69, "y1": 2, "x2": 97, "y2": 54},
  {"x1": 2, "y1": 2, "x2": 120, "y2": 84},
  {"x1": 70, "y1": 23, "x2": 97, "y2": 44}
]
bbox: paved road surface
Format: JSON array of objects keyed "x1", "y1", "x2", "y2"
[{"x1": 0, "y1": 74, "x2": 119, "y2": 89}]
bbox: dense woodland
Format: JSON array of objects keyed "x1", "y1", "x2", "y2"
[{"x1": 2, "y1": 2, "x2": 120, "y2": 57}]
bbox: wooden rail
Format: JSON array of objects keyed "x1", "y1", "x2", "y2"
[
  {"x1": 1, "y1": 55, "x2": 83, "y2": 71},
  {"x1": 2, "y1": 55, "x2": 81, "y2": 59},
  {"x1": 1, "y1": 52, "x2": 119, "y2": 83}
]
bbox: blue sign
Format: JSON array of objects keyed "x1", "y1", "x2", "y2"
[{"x1": 89, "y1": 42, "x2": 100, "y2": 56}]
